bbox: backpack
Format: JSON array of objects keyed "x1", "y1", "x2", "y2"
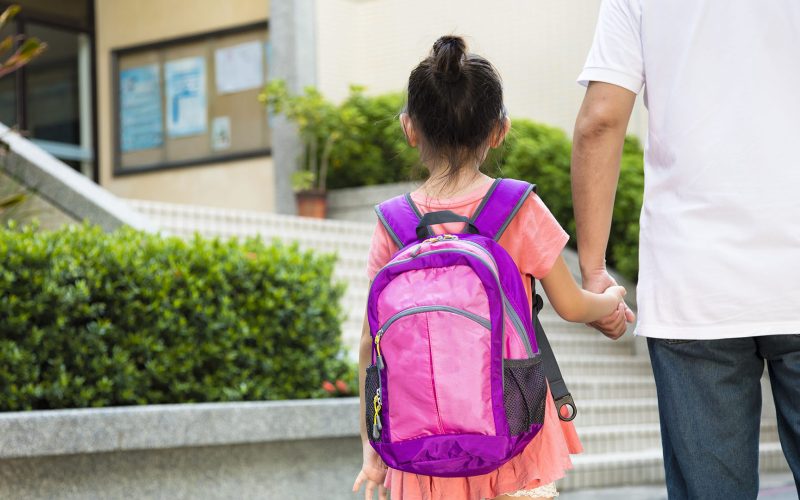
[{"x1": 366, "y1": 178, "x2": 576, "y2": 477}]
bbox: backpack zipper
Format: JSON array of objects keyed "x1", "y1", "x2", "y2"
[
  {"x1": 458, "y1": 240, "x2": 536, "y2": 358},
  {"x1": 374, "y1": 305, "x2": 490, "y2": 370}
]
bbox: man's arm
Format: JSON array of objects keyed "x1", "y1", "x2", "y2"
[{"x1": 571, "y1": 81, "x2": 637, "y2": 338}]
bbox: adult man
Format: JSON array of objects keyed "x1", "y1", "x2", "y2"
[{"x1": 571, "y1": 0, "x2": 800, "y2": 498}]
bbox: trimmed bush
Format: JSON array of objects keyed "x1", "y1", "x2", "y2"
[{"x1": 0, "y1": 223, "x2": 353, "y2": 411}]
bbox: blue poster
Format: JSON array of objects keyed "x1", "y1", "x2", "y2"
[
  {"x1": 165, "y1": 57, "x2": 207, "y2": 138},
  {"x1": 120, "y1": 64, "x2": 163, "y2": 152}
]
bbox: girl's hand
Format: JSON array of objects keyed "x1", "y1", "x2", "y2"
[
  {"x1": 583, "y1": 269, "x2": 635, "y2": 340},
  {"x1": 603, "y1": 285, "x2": 627, "y2": 303},
  {"x1": 352, "y1": 441, "x2": 388, "y2": 500}
]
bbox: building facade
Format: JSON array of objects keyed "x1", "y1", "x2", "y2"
[{"x1": 1, "y1": 0, "x2": 645, "y2": 214}]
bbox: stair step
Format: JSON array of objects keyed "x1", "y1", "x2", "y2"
[
  {"x1": 559, "y1": 355, "x2": 652, "y2": 378},
  {"x1": 573, "y1": 399, "x2": 660, "y2": 426},
  {"x1": 569, "y1": 377, "x2": 656, "y2": 399},
  {"x1": 548, "y1": 337, "x2": 635, "y2": 356},
  {"x1": 578, "y1": 424, "x2": 662, "y2": 453},
  {"x1": 562, "y1": 442, "x2": 791, "y2": 491},
  {"x1": 575, "y1": 422, "x2": 781, "y2": 454}
]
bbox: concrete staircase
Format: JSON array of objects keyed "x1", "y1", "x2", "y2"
[{"x1": 128, "y1": 199, "x2": 791, "y2": 491}]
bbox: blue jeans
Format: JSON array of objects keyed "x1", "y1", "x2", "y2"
[{"x1": 647, "y1": 335, "x2": 800, "y2": 500}]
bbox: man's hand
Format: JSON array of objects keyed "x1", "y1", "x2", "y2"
[
  {"x1": 352, "y1": 441, "x2": 388, "y2": 500},
  {"x1": 582, "y1": 268, "x2": 635, "y2": 339}
]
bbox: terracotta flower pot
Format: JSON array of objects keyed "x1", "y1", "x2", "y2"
[{"x1": 295, "y1": 189, "x2": 327, "y2": 219}]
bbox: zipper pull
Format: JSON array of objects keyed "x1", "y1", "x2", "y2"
[
  {"x1": 374, "y1": 331, "x2": 384, "y2": 370},
  {"x1": 372, "y1": 392, "x2": 383, "y2": 439}
]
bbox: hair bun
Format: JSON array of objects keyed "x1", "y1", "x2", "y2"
[{"x1": 432, "y1": 35, "x2": 466, "y2": 83}]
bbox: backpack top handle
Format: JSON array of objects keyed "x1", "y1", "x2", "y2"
[{"x1": 415, "y1": 210, "x2": 480, "y2": 239}]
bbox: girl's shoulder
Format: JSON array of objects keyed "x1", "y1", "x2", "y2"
[{"x1": 498, "y1": 190, "x2": 569, "y2": 279}]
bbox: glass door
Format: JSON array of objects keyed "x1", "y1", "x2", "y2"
[{"x1": 24, "y1": 22, "x2": 94, "y2": 177}]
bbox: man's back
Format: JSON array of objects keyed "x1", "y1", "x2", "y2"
[{"x1": 579, "y1": 0, "x2": 800, "y2": 339}]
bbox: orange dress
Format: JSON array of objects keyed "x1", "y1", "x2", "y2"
[{"x1": 366, "y1": 180, "x2": 583, "y2": 500}]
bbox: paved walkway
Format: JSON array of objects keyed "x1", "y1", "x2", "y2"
[{"x1": 560, "y1": 473, "x2": 797, "y2": 500}]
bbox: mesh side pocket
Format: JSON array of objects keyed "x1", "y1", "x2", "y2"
[
  {"x1": 365, "y1": 365, "x2": 380, "y2": 442},
  {"x1": 503, "y1": 357, "x2": 547, "y2": 435}
]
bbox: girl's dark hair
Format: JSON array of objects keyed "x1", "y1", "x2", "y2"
[{"x1": 406, "y1": 35, "x2": 505, "y2": 180}]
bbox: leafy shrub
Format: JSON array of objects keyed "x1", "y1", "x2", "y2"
[
  {"x1": 0, "y1": 223, "x2": 353, "y2": 411},
  {"x1": 326, "y1": 89, "x2": 419, "y2": 189},
  {"x1": 260, "y1": 83, "x2": 418, "y2": 191}
]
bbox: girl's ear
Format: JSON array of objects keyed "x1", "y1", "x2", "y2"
[
  {"x1": 490, "y1": 117, "x2": 511, "y2": 148},
  {"x1": 400, "y1": 113, "x2": 418, "y2": 148}
]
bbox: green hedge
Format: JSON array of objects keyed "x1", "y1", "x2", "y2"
[{"x1": 0, "y1": 223, "x2": 354, "y2": 411}]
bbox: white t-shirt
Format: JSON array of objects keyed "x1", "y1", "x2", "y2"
[{"x1": 578, "y1": 0, "x2": 800, "y2": 340}]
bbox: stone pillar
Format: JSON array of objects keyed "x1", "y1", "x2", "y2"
[{"x1": 269, "y1": 0, "x2": 317, "y2": 215}]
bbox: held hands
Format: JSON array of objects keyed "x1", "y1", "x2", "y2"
[
  {"x1": 583, "y1": 269, "x2": 635, "y2": 339},
  {"x1": 352, "y1": 440, "x2": 389, "y2": 500}
]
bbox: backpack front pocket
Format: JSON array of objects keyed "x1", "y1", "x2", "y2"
[
  {"x1": 378, "y1": 306, "x2": 495, "y2": 442},
  {"x1": 502, "y1": 357, "x2": 547, "y2": 435},
  {"x1": 365, "y1": 364, "x2": 381, "y2": 442}
]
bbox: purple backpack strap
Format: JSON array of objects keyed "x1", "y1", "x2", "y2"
[
  {"x1": 375, "y1": 193, "x2": 431, "y2": 249},
  {"x1": 471, "y1": 178, "x2": 536, "y2": 240}
]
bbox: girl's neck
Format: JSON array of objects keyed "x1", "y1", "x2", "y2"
[{"x1": 420, "y1": 166, "x2": 491, "y2": 199}]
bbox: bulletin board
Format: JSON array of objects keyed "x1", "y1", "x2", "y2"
[{"x1": 112, "y1": 22, "x2": 271, "y2": 175}]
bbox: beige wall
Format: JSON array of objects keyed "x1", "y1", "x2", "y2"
[
  {"x1": 95, "y1": 0, "x2": 276, "y2": 212},
  {"x1": 316, "y1": 0, "x2": 647, "y2": 139}
]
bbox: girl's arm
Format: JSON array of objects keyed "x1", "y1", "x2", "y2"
[
  {"x1": 353, "y1": 306, "x2": 389, "y2": 499},
  {"x1": 540, "y1": 255, "x2": 626, "y2": 324},
  {"x1": 358, "y1": 313, "x2": 372, "y2": 441}
]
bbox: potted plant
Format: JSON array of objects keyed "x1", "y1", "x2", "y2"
[{"x1": 260, "y1": 80, "x2": 346, "y2": 218}]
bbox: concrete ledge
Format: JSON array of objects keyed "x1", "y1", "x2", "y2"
[
  {"x1": 0, "y1": 123, "x2": 155, "y2": 232},
  {"x1": 327, "y1": 181, "x2": 419, "y2": 223},
  {"x1": 0, "y1": 398, "x2": 359, "y2": 459}
]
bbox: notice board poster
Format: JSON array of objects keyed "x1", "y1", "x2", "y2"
[
  {"x1": 119, "y1": 64, "x2": 163, "y2": 152},
  {"x1": 214, "y1": 40, "x2": 264, "y2": 94},
  {"x1": 114, "y1": 23, "x2": 271, "y2": 174},
  {"x1": 165, "y1": 57, "x2": 207, "y2": 138}
]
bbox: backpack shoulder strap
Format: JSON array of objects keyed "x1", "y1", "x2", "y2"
[
  {"x1": 374, "y1": 193, "x2": 431, "y2": 249},
  {"x1": 471, "y1": 178, "x2": 536, "y2": 240},
  {"x1": 531, "y1": 277, "x2": 576, "y2": 422}
]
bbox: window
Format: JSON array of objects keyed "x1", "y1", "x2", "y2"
[{"x1": 0, "y1": 0, "x2": 95, "y2": 179}]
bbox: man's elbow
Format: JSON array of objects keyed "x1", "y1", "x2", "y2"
[
  {"x1": 574, "y1": 106, "x2": 624, "y2": 142},
  {"x1": 574, "y1": 82, "x2": 635, "y2": 142}
]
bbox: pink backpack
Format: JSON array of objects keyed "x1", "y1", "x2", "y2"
[{"x1": 366, "y1": 178, "x2": 576, "y2": 477}]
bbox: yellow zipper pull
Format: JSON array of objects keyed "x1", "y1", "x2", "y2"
[
  {"x1": 375, "y1": 331, "x2": 385, "y2": 370},
  {"x1": 372, "y1": 393, "x2": 383, "y2": 439}
]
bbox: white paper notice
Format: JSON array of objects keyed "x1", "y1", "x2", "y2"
[
  {"x1": 215, "y1": 41, "x2": 264, "y2": 94},
  {"x1": 165, "y1": 57, "x2": 207, "y2": 137},
  {"x1": 211, "y1": 116, "x2": 232, "y2": 151}
]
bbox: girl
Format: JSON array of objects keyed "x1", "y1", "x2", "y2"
[{"x1": 352, "y1": 36, "x2": 627, "y2": 500}]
